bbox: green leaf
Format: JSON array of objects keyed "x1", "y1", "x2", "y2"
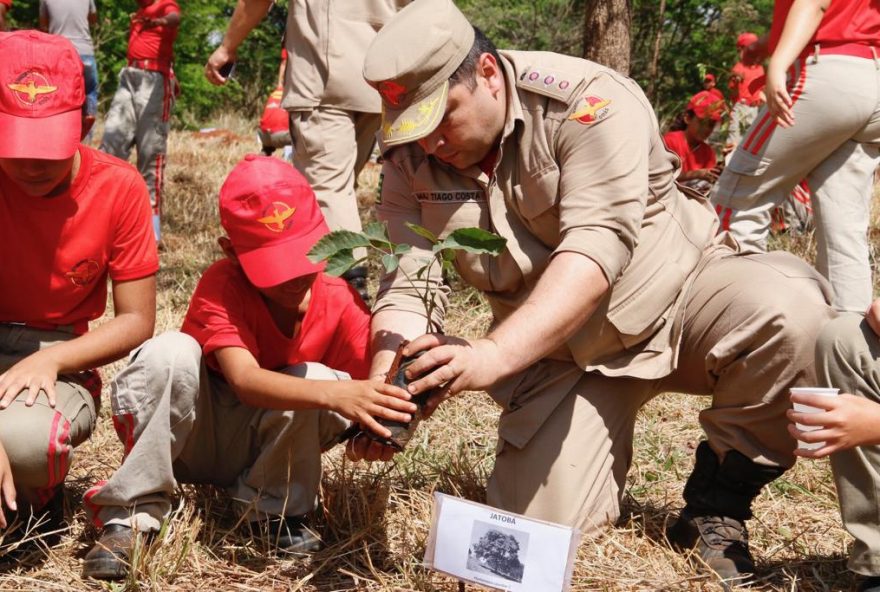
[
  {"x1": 405, "y1": 222, "x2": 439, "y2": 244},
  {"x1": 381, "y1": 254, "x2": 400, "y2": 273},
  {"x1": 362, "y1": 221, "x2": 390, "y2": 243},
  {"x1": 307, "y1": 230, "x2": 371, "y2": 263},
  {"x1": 439, "y1": 227, "x2": 507, "y2": 255},
  {"x1": 322, "y1": 249, "x2": 358, "y2": 277},
  {"x1": 393, "y1": 244, "x2": 412, "y2": 256}
]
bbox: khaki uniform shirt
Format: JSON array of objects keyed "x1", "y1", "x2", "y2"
[
  {"x1": 282, "y1": 0, "x2": 408, "y2": 113},
  {"x1": 375, "y1": 50, "x2": 720, "y2": 381}
]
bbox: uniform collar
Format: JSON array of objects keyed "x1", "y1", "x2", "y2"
[{"x1": 499, "y1": 54, "x2": 525, "y2": 143}]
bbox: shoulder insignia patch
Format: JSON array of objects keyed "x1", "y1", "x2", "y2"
[
  {"x1": 568, "y1": 95, "x2": 612, "y2": 125},
  {"x1": 516, "y1": 67, "x2": 580, "y2": 103}
]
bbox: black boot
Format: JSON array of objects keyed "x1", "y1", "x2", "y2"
[
  {"x1": 667, "y1": 441, "x2": 784, "y2": 588},
  {"x1": 342, "y1": 266, "x2": 370, "y2": 306},
  {"x1": 82, "y1": 524, "x2": 137, "y2": 580}
]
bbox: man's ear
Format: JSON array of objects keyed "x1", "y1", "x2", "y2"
[
  {"x1": 217, "y1": 236, "x2": 240, "y2": 265},
  {"x1": 478, "y1": 53, "x2": 503, "y2": 96}
]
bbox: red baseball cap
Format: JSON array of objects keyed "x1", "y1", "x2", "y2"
[
  {"x1": 687, "y1": 90, "x2": 725, "y2": 121},
  {"x1": 737, "y1": 32, "x2": 758, "y2": 49},
  {"x1": 704, "y1": 73, "x2": 716, "y2": 83},
  {"x1": 0, "y1": 30, "x2": 85, "y2": 160},
  {"x1": 219, "y1": 155, "x2": 329, "y2": 288}
]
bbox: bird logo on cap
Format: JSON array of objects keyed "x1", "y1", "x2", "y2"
[
  {"x1": 7, "y1": 71, "x2": 57, "y2": 105},
  {"x1": 569, "y1": 95, "x2": 612, "y2": 125},
  {"x1": 257, "y1": 202, "x2": 296, "y2": 233},
  {"x1": 378, "y1": 80, "x2": 407, "y2": 107}
]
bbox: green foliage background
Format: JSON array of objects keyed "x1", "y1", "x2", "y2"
[{"x1": 7, "y1": 0, "x2": 773, "y2": 127}]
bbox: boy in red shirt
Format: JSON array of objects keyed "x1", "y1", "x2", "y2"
[
  {"x1": 100, "y1": 0, "x2": 181, "y2": 243},
  {"x1": 725, "y1": 31, "x2": 767, "y2": 155},
  {"x1": 663, "y1": 90, "x2": 724, "y2": 193},
  {"x1": 82, "y1": 155, "x2": 416, "y2": 580},
  {"x1": 0, "y1": 30, "x2": 157, "y2": 544},
  {"x1": 258, "y1": 48, "x2": 293, "y2": 158}
]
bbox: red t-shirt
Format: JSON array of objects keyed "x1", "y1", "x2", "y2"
[
  {"x1": 181, "y1": 259, "x2": 371, "y2": 379},
  {"x1": 730, "y1": 61, "x2": 765, "y2": 105},
  {"x1": 0, "y1": 146, "x2": 158, "y2": 329},
  {"x1": 0, "y1": 1, "x2": 11, "y2": 8},
  {"x1": 663, "y1": 130, "x2": 717, "y2": 173},
  {"x1": 259, "y1": 86, "x2": 289, "y2": 134},
  {"x1": 769, "y1": 0, "x2": 880, "y2": 53},
  {"x1": 128, "y1": 0, "x2": 180, "y2": 63}
]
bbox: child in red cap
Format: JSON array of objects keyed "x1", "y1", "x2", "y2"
[
  {"x1": 663, "y1": 90, "x2": 724, "y2": 193},
  {"x1": 82, "y1": 154, "x2": 416, "y2": 580},
  {"x1": 0, "y1": 30, "x2": 157, "y2": 545}
]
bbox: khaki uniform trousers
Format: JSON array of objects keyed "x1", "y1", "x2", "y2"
[
  {"x1": 0, "y1": 325, "x2": 97, "y2": 507},
  {"x1": 85, "y1": 332, "x2": 349, "y2": 532},
  {"x1": 101, "y1": 66, "x2": 175, "y2": 236},
  {"x1": 290, "y1": 107, "x2": 381, "y2": 259},
  {"x1": 816, "y1": 314, "x2": 880, "y2": 575},
  {"x1": 711, "y1": 54, "x2": 880, "y2": 314},
  {"x1": 486, "y1": 247, "x2": 835, "y2": 536}
]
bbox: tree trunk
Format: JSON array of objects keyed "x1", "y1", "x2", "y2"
[
  {"x1": 582, "y1": 0, "x2": 632, "y2": 75},
  {"x1": 647, "y1": 0, "x2": 667, "y2": 100}
]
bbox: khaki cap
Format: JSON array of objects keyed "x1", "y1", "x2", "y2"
[{"x1": 364, "y1": 0, "x2": 475, "y2": 146}]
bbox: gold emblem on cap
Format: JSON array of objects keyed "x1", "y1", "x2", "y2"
[
  {"x1": 8, "y1": 79, "x2": 58, "y2": 103},
  {"x1": 257, "y1": 202, "x2": 296, "y2": 232},
  {"x1": 383, "y1": 94, "x2": 444, "y2": 142}
]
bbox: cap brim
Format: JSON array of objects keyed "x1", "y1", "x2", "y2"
[
  {"x1": 236, "y1": 223, "x2": 328, "y2": 289},
  {"x1": 0, "y1": 109, "x2": 81, "y2": 159},
  {"x1": 379, "y1": 82, "x2": 448, "y2": 147}
]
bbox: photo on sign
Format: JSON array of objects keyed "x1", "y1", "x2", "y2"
[{"x1": 466, "y1": 520, "x2": 529, "y2": 583}]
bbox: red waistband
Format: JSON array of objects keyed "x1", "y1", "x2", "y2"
[
  {"x1": 802, "y1": 42, "x2": 879, "y2": 60},
  {"x1": 127, "y1": 58, "x2": 172, "y2": 74}
]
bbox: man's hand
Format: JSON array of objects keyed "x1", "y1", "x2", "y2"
[
  {"x1": 205, "y1": 46, "x2": 236, "y2": 86},
  {"x1": 0, "y1": 441, "x2": 16, "y2": 528},
  {"x1": 324, "y1": 377, "x2": 416, "y2": 440},
  {"x1": 788, "y1": 392, "x2": 880, "y2": 457},
  {"x1": 401, "y1": 335, "x2": 507, "y2": 417},
  {"x1": 0, "y1": 349, "x2": 61, "y2": 409},
  {"x1": 765, "y1": 66, "x2": 795, "y2": 128}
]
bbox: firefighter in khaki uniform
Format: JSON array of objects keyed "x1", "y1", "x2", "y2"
[
  {"x1": 205, "y1": 0, "x2": 408, "y2": 300},
  {"x1": 347, "y1": 0, "x2": 837, "y2": 586}
]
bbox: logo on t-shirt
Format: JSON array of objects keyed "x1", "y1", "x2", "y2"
[
  {"x1": 569, "y1": 95, "x2": 611, "y2": 125},
  {"x1": 256, "y1": 201, "x2": 296, "y2": 233},
  {"x1": 7, "y1": 71, "x2": 57, "y2": 106},
  {"x1": 66, "y1": 259, "x2": 100, "y2": 287}
]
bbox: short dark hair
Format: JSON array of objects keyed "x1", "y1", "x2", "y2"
[{"x1": 448, "y1": 26, "x2": 501, "y2": 91}]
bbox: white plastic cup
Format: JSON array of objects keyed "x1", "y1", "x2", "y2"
[{"x1": 790, "y1": 387, "x2": 840, "y2": 450}]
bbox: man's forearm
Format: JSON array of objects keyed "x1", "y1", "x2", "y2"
[
  {"x1": 486, "y1": 251, "x2": 609, "y2": 380},
  {"x1": 221, "y1": 0, "x2": 273, "y2": 55},
  {"x1": 370, "y1": 309, "x2": 431, "y2": 376}
]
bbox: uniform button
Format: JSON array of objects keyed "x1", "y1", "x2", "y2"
[
  {"x1": 559, "y1": 80, "x2": 570, "y2": 90},
  {"x1": 528, "y1": 71, "x2": 540, "y2": 81},
  {"x1": 544, "y1": 76, "x2": 555, "y2": 85}
]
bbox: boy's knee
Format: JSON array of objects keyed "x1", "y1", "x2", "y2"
[
  {"x1": 280, "y1": 362, "x2": 349, "y2": 381},
  {"x1": 815, "y1": 313, "x2": 870, "y2": 378},
  {"x1": 0, "y1": 404, "x2": 71, "y2": 489},
  {"x1": 133, "y1": 331, "x2": 201, "y2": 372}
]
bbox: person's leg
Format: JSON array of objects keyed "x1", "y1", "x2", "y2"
[
  {"x1": 79, "y1": 54, "x2": 99, "y2": 143},
  {"x1": 711, "y1": 56, "x2": 873, "y2": 252},
  {"x1": 99, "y1": 68, "x2": 137, "y2": 161},
  {"x1": 809, "y1": 141, "x2": 880, "y2": 313},
  {"x1": 133, "y1": 70, "x2": 173, "y2": 242},
  {"x1": 486, "y1": 360, "x2": 655, "y2": 537},
  {"x1": 82, "y1": 332, "x2": 202, "y2": 580},
  {"x1": 662, "y1": 247, "x2": 835, "y2": 583},
  {"x1": 815, "y1": 314, "x2": 880, "y2": 584}
]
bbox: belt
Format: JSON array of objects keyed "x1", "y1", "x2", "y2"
[
  {"x1": 1, "y1": 321, "x2": 88, "y2": 335},
  {"x1": 803, "y1": 41, "x2": 879, "y2": 60},
  {"x1": 127, "y1": 58, "x2": 172, "y2": 74}
]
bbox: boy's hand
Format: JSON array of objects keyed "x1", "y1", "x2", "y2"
[
  {"x1": 0, "y1": 441, "x2": 15, "y2": 528},
  {"x1": 787, "y1": 392, "x2": 880, "y2": 457},
  {"x1": 345, "y1": 434, "x2": 398, "y2": 462},
  {"x1": 765, "y1": 66, "x2": 795, "y2": 128},
  {"x1": 326, "y1": 378, "x2": 416, "y2": 439},
  {"x1": 0, "y1": 350, "x2": 60, "y2": 409}
]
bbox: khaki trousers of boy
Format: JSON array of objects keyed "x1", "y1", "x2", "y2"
[
  {"x1": 85, "y1": 331, "x2": 349, "y2": 532},
  {"x1": 486, "y1": 247, "x2": 835, "y2": 536},
  {"x1": 101, "y1": 67, "x2": 175, "y2": 219},
  {"x1": 290, "y1": 107, "x2": 381, "y2": 259},
  {"x1": 816, "y1": 313, "x2": 880, "y2": 575},
  {"x1": 711, "y1": 54, "x2": 880, "y2": 314},
  {"x1": 0, "y1": 325, "x2": 97, "y2": 507}
]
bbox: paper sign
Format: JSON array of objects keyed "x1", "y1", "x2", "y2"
[{"x1": 423, "y1": 493, "x2": 581, "y2": 591}]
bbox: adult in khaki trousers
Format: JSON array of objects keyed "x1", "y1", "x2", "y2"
[
  {"x1": 205, "y1": 0, "x2": 409, "y2": 297},
  {"x1": 792, "y1": 299, "x2": 880, "y2": 592},
  {"x1": 710, "y1": 0, "x2": 880, "y2": 314},
  {"x1": 348, "y1": 0, "x2": 837, "y2": 587}
]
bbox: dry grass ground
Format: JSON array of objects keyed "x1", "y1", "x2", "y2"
[{"x1": 0, "y1": 116, "x2": 875, "y2": 591}]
